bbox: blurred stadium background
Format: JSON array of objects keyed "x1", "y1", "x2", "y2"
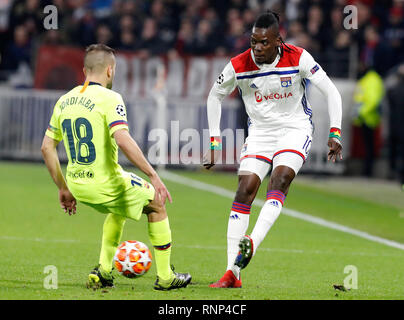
[{"x1": 0, "y1": 0, "x2": 404, "y2": 182}]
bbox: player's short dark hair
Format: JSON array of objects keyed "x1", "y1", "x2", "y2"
[
  {"x1": 85, "y1": 43, "x2": 115, "y2": 55},
  {"x1": 254, "y1": 11, "x2": 280, "y2": 30}
]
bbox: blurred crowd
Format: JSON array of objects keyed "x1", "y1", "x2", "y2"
[
  {"x1": 0, "y1": 0, "x2": 404, "y2": 180},
  {"x1": 0, "y1": 0, "x2": 404, "y2": 81}
]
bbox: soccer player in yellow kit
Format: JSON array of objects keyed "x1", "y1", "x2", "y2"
[{"x1": 41, "y1": 44, "x2": 191, "y2": 290}]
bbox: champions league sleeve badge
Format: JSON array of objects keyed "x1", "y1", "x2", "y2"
[
  {"x1": 116, "y1": 104, "x2": 126, "y2": 117},
  {"x1": 217, "y1": 73, "x2": 224, "y2": 85}
]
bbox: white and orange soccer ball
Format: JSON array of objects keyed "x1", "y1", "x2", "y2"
[{"x1": 114, "y1": 240, "x2": 152, "y2": 278}]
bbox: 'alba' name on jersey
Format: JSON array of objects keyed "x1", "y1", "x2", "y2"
[{"x1": 59, "y1": 96, "x2": 95, "y2": 111}]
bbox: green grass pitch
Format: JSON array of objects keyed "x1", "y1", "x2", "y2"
[{"x1": 1, "y1": 161, "x2": 404, "y2": 300}]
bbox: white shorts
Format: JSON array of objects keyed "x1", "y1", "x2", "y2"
[{"x1": 239, "y1": 126, "x2": 313, "y2": 181}]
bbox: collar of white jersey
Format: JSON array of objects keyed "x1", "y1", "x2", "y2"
[{"x1": 250, "y1": 49, "x2": 281, "y2": 69}]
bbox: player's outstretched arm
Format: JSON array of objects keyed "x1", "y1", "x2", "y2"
[
  {"x1": 203, "y1": 86, "x2": 227, "y2": 169},
  {"x1": 300, "y1": 50, "x2": 343, "y2": 163},
  {"x1": 203, "y1": 62, "x2": 236, "y2": 169},
  {"x1": 113, "y1": 129, "x2": 172, "y2": 205},
  {"x1": 41, "y1": 135, "x2": 77, "y2": 215},
  {"x1": 312, "y1": 76, "x2": 343, "y2": 163}
]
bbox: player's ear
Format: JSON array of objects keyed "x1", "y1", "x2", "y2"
[
  {"x1": 276, "y1": 35, "x2": 282, "y2": 46},
  {"x1": 107, "y1": 65, "x2": 112, "y2": 78},
  {"x1": 83, "y1": 67, "x2": 87, "y2": 77}
]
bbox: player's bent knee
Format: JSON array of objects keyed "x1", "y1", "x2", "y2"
[
  {"x1": 144, "y1": 197, "x2": 166, "y2": 214},
  {"x1": 147, "y1": 210, "x2": 167, "y2": 223},
  {"x1": 144, "y1": 199, "x2": 167, "y2": 222}
]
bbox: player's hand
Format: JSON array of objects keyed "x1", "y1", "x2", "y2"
[
  {"x1": 150, "y1": 175, "x2": 172, "y2": 205},
  {"x1": 327, "y1": 137, "x2": 343, "y2": 163},
  {"x1": 59, "y1": 188, "x2": 77, "y2": 216},
  {"x1": 203, "y1": 149, "x2": 221, "y2": 170}
]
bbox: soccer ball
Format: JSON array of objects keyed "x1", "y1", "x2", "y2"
[{"x1": 114, "y1": 240, "x2": 152, "y2": 278}]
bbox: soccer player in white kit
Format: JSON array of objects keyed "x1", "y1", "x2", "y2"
[{"x1": 204, "y1": 11, "x2": 343, "y2": 288}]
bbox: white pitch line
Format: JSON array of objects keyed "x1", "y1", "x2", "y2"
[
  {"x1": 160, "y1": 170, "x2": 404, "y2": 251},
  {"x1": 0, "y1": 235, "x2": 82, "y2": 243}
]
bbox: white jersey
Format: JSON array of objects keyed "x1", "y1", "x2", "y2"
[{"x1": 212, "y1": 44, "x2": 327, "y2": 131}]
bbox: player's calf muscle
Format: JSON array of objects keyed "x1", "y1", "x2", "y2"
[
  {"x1": 234, "y1": 189, "x2": 256, "y2": 205},
  {"x1": 269, "y1": 166, "x2": 295, "y2": 193},
  {"x1": 234, "y1": 175, "x2": 261, "y2": 205}
]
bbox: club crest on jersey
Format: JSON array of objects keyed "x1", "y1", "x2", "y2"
[{"x1": 280, "y1": 76, "x2": 292, "y2": 87}]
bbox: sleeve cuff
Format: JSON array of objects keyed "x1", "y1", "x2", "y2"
[
  {"x1": 109, "y1": 121, "x2": 129, "y2": 136},
  {"x1": 45, "y1": 128, "x2": 62, "y2": 141}
]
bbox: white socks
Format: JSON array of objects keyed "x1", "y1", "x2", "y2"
[
  {"x1": 226, "y1": 202, "x2": 251, "y2": 279},
  {"x1": 226, "y1": 191, "x2": 286, "y2": 279},
  {"x1": 250, "y1": 190, "x2": 285, "y2": 253}
]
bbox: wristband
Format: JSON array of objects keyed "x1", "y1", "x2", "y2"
[
  {"x1": 210, "y1": 137, "x2": 222, "y2": 150},
  {"x1": 329, "y1": 127, "x2": 341, "y2": 140}
]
